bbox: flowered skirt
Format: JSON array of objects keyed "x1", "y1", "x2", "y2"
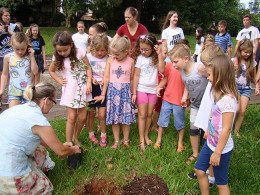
[
  {"x1": 0, "y1": 145, "x2": 53, "y2": 194},
  {"x1": 106, "y1": 82, "x2": 136, "y2": 125}
]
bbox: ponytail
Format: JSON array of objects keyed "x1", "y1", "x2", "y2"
[{"x1": 24, "y1": 82, "x2": 55, "y2": 103}]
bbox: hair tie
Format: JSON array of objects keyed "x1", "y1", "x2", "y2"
[{"x1": 32, "y1": 86, "x2": 35, "y2": 90}]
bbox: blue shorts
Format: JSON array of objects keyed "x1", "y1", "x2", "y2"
[
  {"x1": 195, "y1": 143, "x2": 233, "y2": 185},
  {"x1": 0, "y1": 57, "x2": 3, "y2": 72},
  {"x1": 157, "y1": 100, "x2": 185, "y2": 130},
  {"x1": 8, "y1": 95, "x2": 28, "y2": 103},
  {"x1": 238, "y1": 88, "x2": 251, "y2": 99}
]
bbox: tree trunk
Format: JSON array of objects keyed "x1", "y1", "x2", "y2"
[{"x1": 66, "y1": 16, "x2": 71, "y2": 27}]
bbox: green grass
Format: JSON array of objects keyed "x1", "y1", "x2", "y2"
[
  {"x1": 47, "y1": 105, "x2": 260, "y2": 194},
  {"x1": 35, "y1": 27, "x2": 237, "y2": 56}
]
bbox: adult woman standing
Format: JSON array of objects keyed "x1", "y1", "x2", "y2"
[
  {"x1": 114, "y1": 7, "x2": 148, "y2": 53},
  {"x1": 0, "y1": 7, "x2": 20, "y2": 104},
  {"x1": 0, "y1": 82, "x2": 80, "y2": 194}
]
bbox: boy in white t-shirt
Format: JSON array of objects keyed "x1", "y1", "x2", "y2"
[
  {"x1": 72, "y1": 21, "x2": 89, "y2": 51},
  {"x1": 234, "y1": 14, "x2": 260, "y2": 59}
]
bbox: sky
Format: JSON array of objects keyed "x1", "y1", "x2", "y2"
[{"x1": 239, "y1": 0, "x2": 252, "y2": 8}]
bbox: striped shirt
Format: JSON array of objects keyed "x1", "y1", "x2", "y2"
[{"x1": 215, "y1": 32, "x2": 232, "y2": 54}]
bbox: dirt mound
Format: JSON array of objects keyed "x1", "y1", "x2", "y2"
[
  {"x1": 73, "y1": 178, "x2": 119, "y2": 195},
  {"x1": 122, "y1": 174, "x2": 170, "y2": 195}
]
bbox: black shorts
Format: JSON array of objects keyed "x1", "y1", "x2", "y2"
[
  {"x1": 0, "y1": 57, "x2": 3, "y2": 72},
  {"x1": 88, "y1": 84, "x2": 106, "y2": 108},
  {"x1": 35, "y1": 54, "x2": 44, "y2": 72}
]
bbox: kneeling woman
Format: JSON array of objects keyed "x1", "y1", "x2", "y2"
[{"x1": 0, "y1": 82, "x2": 80, "y2": 194}]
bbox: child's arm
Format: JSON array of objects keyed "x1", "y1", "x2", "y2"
[
  {"x1": 48, "y1": 62, "x2": 66, "y2": 86},
  {"x1": 156, "y1": 76, "x2": 167, "y2": 97},
  {"x1": 210, "y1": 112, "x2": 234, "y2": 166},
  {"x1": 154, "y1": 44, "x2": 166, "y2": 73},
  {"x1": 94, "y1": 57, "x2": 111, "y2": 103},
  {"x1": 82, "y1": 55, "x2": 92, "y2": 94},
  {"x1": 227, "y1": 46, "x2": 232, "y2": 58},
  {"x1": 181, "y1": 86, "x2": 189, "y2": 108},
  {"x1": 132, "y1": 67, "x2": 140, "y2": 104},
  {"x1": 28, "y1": 47, "x2": 38, "y2": 75},
  {"x1": 130, "y1": 58, "x2": 135, "y2": 92},
  {"x1": 42, "y1": 45, "x2": 47, "y2": 70},
  {"x1": 198, "y1": 64, "x2": 208, "y2": 77},
  {"x1": 0, "y1": 55, "x2": 10, "y2": 95}
]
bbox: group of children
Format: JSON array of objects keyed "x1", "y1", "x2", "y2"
[{"x1": 0, "y1": 10, "x2": 259, "y2": 194}]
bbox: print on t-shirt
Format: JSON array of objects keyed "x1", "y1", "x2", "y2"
[
  {"x1": 170, "y1": 33, "x2": 182, "y2": 46},
  {"x1": 240, "y1": 30, "x2": 252, "y2": 39}
]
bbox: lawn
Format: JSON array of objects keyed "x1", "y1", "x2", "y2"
[
  {"x1": 32, "y1": 27, "x2": 237, "y2": 56},
  {"x1": 47, "y1": 105, "x2": 260, "y2": 194}
]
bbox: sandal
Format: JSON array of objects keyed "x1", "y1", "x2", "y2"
[
  {"x1": 185, "y1": 155, "x2": 198, "y2": 165},
  {"x1": 99, "y1": 136, "x2": 107, "y2": 147},
  {"x1": 123, "y1": 140, "x2": 130, "y2": 149},
  {"x1": 154, "y1": 143, "x2": 161, "y2": 150},
  {"x1": 139, "y1": 143, "x2": 145, "y2": 151},
  {"x1": 111, "y1": 141, "x2": 119, "y2": 150},
  {"x1": 177, "y1": 146, "x2": 184, "y2": 153},
  {"x1": 89, "y1": 135, "x2": 98, "y2": 144}
]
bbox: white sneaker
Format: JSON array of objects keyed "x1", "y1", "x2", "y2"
[{"x1": 42, "y1": 151, "x2": 55, "y2": 172}]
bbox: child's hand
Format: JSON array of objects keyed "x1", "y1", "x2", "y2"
[
  {"x1": 100, "y1": 79, "x2": 104, "y2": 86},
  {"x1": 255, "y1": 88, "x2": 259, "y2": 96},
  {"x1": 203, "y1": 131, "x2": 208, "y2": 139},
  {"x1": 210, "y1": 152, "x2": 221, "y2": 166},
  {"x1": 43, "y1": 61, "x2": 47, "y2": 70},
  {"x1": 93, "y1": 95, "x2": 105, "y2": 104},
  {"x1": 181, "y1": 96, "x2": 187, "y2": 108},
  {"x1": 86, "y1": 82, "x2": 92, "y2": 94},
  {"x1": 154, "y1": 44, "x2": 161, "y2": 55},
  {"x1": 132, "y1": 94, "x2": 136, "y2": 104},
  {"x1": 156, "y1": 87, "x2": 163, "y2": 97},
  {"x1": 232, "y1": 58, "x2": 238, "y2": 71},
  {"x1": 61, "y1": 78, "x2": 67, "y2": 86},
  {"x1": 27, "y1": 47, "x2": 35, "y2": 57},
  {"x1": 63, "y1": 142, "x2": 73, "y2": 147},
  {"x1": 92, "y1": 78, "x2": 99, "y2": 85}
]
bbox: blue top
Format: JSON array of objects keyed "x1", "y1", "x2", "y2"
[
  {"x1": 0, "y1": 102, "x2": 50, "y2": 177},
  {"x1": 215, "y1": 32, "x2": 232, "y2": 54}
]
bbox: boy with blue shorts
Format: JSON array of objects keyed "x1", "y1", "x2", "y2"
[{"x1": 154, "y1": 56, "x2": 186, "y2": 151}]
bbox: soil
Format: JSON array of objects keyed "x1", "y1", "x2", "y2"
[
  {"x1": 73, "y1": 178, "x2": 119, "y2": 195},
  {"x1": 122, "y1": 174, "x2": 170, "y2": 195},
  {"x1": 73, "y1": 174, "x2": 170, "y2": 195}
]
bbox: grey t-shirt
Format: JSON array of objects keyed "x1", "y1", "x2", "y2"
[{"x1": 181, "y1": 62, "x2": 208, "y2": 109}]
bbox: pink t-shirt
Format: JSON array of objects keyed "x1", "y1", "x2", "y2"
[
  {"x1": 110, "y1": 56, "x2": 132, "y2": 83},
  {"x1": 163, "y1": 62, "x2": 185, "y2": 106},
  {"x1": 117, "y1": 23, "x2": 148, "y2": 50}
]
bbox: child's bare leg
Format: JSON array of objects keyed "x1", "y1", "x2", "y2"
[
  {"x1": 122, "y1": 124, "x2": 130, "y2": 148},
  {"x1": 217, "y1": 184, "x2": 230, "y2": 195},
  {"x1": 73, "y1": 107, "x2": 87, "y2": 145},
  {"x1": 234, "y1": 96, "x2": 249, "y2": 136},
  {"x1": 9, "y1": 100, "x2": 21, "y2": 108},
  {"x1": 177, "y1": 128, "x2": 185, "y2": 148},
  {"x1": 98, "y1": 107, "x2": 106, "y2": 134},
  {"x1": 152, "y1": 110, "x2": 159, "y2": 131},
  {"x1": 155, "y1": 126, "x2": 165, "y2": 145},
  {"x1": 35, "y1": 72, "x2": 41, "y2": 85},
  {"x1": 138, "y1": 104, "x2": 147, "y2": 149},
  {"x1": 195, "y1": 169, "x2": 210, "y2": 195},
  {"x1": 112, "y1": 124, "x2": 120, "y2": 142},
  {"x1": 144, "y1": 104, "x2": 155, "y2": 145},
  {"x1": 87, "y1": 108, "x2": 96, "y2": 133},
  {"x1": 66, "y1": 107, "x2": 78, "y2": 143},
  {"x1": 190, "y1": 134, "x2": 199, "y2": 157}
]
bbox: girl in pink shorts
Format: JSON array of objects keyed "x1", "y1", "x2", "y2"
[{"x1": 132, "y1": 33, "x2": 159, "y2": 151}]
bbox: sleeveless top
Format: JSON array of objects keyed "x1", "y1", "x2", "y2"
[
  {"x1": 109, "y1": 56, "x2": 132, "y2": 83},
  {"x1": 8, "y1": 52, "x2": 31, "y2": 96}
]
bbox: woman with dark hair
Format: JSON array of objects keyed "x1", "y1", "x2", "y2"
[{"x1": 113, "y1": 7, "x2": 148, "y2": 53}]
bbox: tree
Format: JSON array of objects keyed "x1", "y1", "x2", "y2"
[{"x1": 60, "y1": 0, "x2": 89, "y2": 27}]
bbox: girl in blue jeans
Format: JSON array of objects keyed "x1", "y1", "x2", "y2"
[{"x1": 195, "y1": 55, "x2": 238, "y2": 194}]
